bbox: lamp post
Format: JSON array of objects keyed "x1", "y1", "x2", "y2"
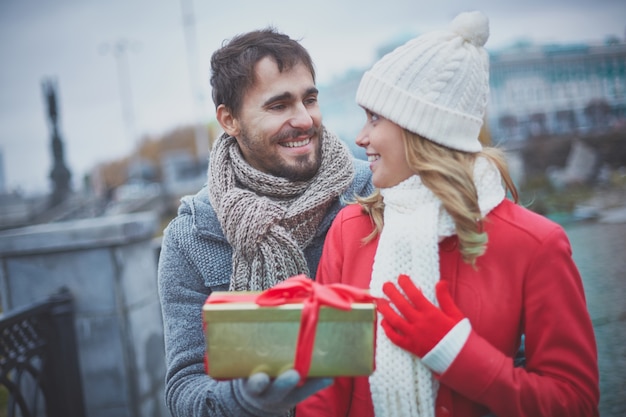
[
  {"x1": 100, "y1": 39, "x2": 141, "y2": 182},
  {"x1": 180, "y1": 0, "x2": 210, "y2": 161}
]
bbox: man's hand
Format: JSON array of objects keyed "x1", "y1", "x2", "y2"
[{"x1": 233, "y1": 369, "x2": 332, "y2": 416}]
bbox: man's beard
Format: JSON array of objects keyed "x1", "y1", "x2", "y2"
[{"x1": 239, "y1": 125, "x2": 323, "y2": 182}]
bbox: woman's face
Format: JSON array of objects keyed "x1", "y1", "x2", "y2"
[{"x1": 355, "y1": 109, "x2": 414, "y2": 188}]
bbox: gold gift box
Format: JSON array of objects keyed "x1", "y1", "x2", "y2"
[{"x1": 203, "y1": 291, "x2": 376, "y2": 379}]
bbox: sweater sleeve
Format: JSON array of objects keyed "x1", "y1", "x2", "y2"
[
  {"x1": 158, "y1": 220, "x2": 257, "y2": 417},
  {"x1": 438, "y1": 226, "x2": 599, "y2": 417}
]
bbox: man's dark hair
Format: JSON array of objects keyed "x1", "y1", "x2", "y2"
[{"x1": 210, "y1": 27, "x2": 316, "y2": 117}]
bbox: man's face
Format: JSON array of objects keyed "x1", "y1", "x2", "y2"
[{"x1": 232, "y1": 57, "x2": 323, "y2": 181}]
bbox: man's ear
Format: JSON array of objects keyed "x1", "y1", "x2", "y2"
[{"x1": 216, "y1": 104, "x2": 240, "y2": 136}]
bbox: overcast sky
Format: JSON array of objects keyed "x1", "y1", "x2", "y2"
[{"x1": 1, "y1": 0, "x2": 625, "y2": 195}]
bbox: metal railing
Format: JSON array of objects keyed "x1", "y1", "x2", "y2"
[{"x1": 0, "y1": 288, "x2": 86, "y2": 417}]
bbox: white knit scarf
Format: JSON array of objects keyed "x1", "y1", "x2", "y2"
[
  {"x1": 369, "y1": 157, "x2": 505, "y2": 417},
  {"x1": 208, "y1": 127, "x2": 354, "y2": 291}
]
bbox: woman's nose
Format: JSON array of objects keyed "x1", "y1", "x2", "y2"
[{"x1": 355, "y1": 125, "x2": 369, "y2": 148}]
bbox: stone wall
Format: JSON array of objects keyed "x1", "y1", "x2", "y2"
[{"x1": 0, "y1": 212, "x2": 169, "y2": 417}]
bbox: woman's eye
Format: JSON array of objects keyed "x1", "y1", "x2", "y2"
[{"x1": 370, "y1": 113, "x2": 380, "y2": 122}]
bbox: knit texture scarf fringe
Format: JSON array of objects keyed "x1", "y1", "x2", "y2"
[
  {"x1": 208, "y1": 127, "x2": 354, "y2": 291},
  {"x1": 369, "y1": 157, "x2": 505, "y2": 417}
]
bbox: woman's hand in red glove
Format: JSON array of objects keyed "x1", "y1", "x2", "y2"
[{"x1": 378, "y1": 274, "x2": 465, "y2": 358}]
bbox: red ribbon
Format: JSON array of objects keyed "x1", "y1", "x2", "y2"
[{"x1": 206, "y1": 274, "x2": 379, "y2": 381}]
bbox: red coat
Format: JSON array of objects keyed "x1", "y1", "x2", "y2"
[{"x1": 297, "y1": 199, "x2": 599, "y2": 417}]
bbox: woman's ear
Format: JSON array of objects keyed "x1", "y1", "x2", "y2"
[{"x1": 216, "y1": 104, "x2": 240, "y2": 136}]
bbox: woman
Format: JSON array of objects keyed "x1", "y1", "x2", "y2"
[{"x1": 297, "y1": 11, "x2": 599, "y2": 417}]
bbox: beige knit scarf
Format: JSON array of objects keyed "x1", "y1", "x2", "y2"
[
  {"x1": 208, "y1": 127, "x2": 354, "y2": 291},
  {"x1": 369, "y1": 157, "x2": 505, "y2": 417}
]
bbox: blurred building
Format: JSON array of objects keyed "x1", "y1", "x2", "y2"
[
  {"x1": 320, "y1": 69, "x2": 368, "y2": 160},
  {"x1": 159, "y1": 149, "x2": 208, "y2": 214},
  {"x1": 488, "y1": 38, "x2": 626, "y2": 143}
]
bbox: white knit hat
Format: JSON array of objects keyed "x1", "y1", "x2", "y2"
[{"x1": 356, "y1": 11, "x2": 490, "y2": 152}]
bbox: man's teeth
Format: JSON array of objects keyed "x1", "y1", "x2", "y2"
[
  {"x1": 282, "y1": 138, "x2": 310, "y2": 148},
  {"x1": 368, "y1": 155, "x2": 380, "y2": 162}
]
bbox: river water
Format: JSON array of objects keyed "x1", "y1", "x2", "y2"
[{"x1": 563, "y1": 220, "x2": 626, "y2": 416}]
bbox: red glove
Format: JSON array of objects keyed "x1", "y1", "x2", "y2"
[{"x1": 378, "y1": 274, "x2": 465, "y2": 358}]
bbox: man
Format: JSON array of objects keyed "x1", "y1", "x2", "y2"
[{"x1": 157, "y1": 28, "x2": 372, "y2": 416}]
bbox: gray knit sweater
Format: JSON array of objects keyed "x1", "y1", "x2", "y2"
[{"x1": 157, "y1": 158, "x2": 372, "y2": 417}]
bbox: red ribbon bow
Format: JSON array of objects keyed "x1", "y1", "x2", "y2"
[{"x1": 207, "y1": 274, "x2": 378, "y2": 381}]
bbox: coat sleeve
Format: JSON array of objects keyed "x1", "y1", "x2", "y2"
[
  {"x1": 297, "y1": 209, "x2": 355, "y2": 417},
  {"x1": 158, "y1": 219, "x2": 252, "y2": 417},
  {"x1": 438, "y1": 226, "x2": 599, "y2": 417}
]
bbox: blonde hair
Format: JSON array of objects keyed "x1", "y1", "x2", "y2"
[{"x1": 358, "y1": 130, "x2": 518, "y2": 266}]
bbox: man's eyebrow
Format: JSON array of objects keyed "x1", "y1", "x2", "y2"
[
  {"x1": 262, "y1": 87, "x2": 319, "y2": 107},
  {"x1": 263, "y1": 92, "x2": 293, "y2": 107}
]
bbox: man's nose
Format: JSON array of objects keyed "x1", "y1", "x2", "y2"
[{"x1": 290, "y1": 103, "x2": 314, "y2": 129}]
